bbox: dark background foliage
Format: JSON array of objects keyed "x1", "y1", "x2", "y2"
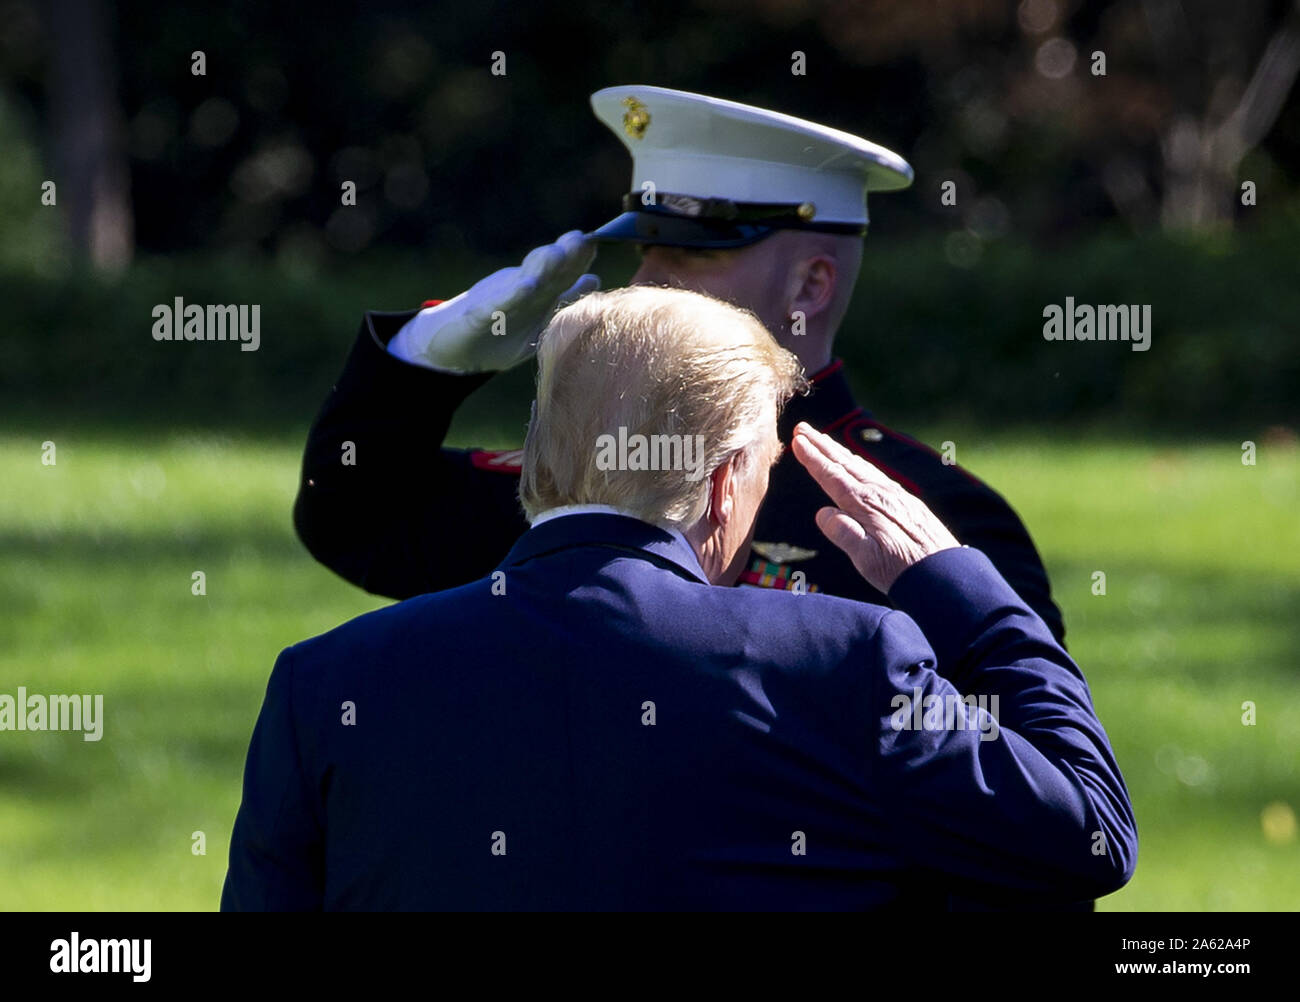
[{"x1": 1, "y1": 0, "x2": 1297, "y2": 432}]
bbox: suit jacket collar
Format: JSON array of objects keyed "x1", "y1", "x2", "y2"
[{"x1": 500, "y1": 512, "x2": 711, "y2": 585}]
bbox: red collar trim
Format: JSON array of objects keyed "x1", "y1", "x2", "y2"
[{"x1": 807, "y1": 358, "x2": 844, "y2": 384}]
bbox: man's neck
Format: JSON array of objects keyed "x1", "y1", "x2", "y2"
[{"x1": 777, "y1": 329, "x2": 833, "y2": 374}]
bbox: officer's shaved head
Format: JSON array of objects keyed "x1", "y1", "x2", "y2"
[
  {"x1": 520, "y1": 286, "x2": 804, "y2": 536},
  {"x1": 631, "y1": 231, "x2": 863, "y2": 371}
]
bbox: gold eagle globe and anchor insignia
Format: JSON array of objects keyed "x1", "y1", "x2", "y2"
[{"x1": 622, "y1": 96, "x2": 650, "y2": 140}]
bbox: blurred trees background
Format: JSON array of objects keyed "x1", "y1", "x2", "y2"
[{"x1": 1, "y1": 0, "x2": 1297, "y2": 431}]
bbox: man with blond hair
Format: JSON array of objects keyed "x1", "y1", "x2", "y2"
[{"x1": 224, "y1": 287, "x2": 1135, "y2": 911}]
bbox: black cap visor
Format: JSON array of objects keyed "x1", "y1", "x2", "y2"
[{"x1": 588, "y1": 211, "x2": 778, "y2": 249}]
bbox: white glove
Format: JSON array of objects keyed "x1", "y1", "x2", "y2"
[{"x1": 387, "y1": 230, "x2": 600, "y2": 373}]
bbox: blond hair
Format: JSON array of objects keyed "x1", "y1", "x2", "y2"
[{"x1": 519, "y1": 286, "x2": 805, "y2": 529}]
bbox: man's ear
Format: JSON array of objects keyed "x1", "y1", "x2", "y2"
[
  {"x1": 708, "y1": 454, "x2": 738, "y2": 528},
  {"x1": 787, "y1": 254, "x2": 837, "y2": 321}
]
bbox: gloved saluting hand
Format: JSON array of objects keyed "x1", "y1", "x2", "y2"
[{"x1": 387, "y1": 230, "x2": 600, "y2": 373}]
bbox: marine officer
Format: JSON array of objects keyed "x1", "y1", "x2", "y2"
[{"x1": 293, "y1": 85, "x2": 1065, "y2": 644}]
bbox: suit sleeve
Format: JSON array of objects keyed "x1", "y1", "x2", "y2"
[
  {"x1": 845, "y1": 420, "x2": 1067, "y2": 646},
  {"x1": 925, "y1": 479, "x2": 1067, "y2": 648},
  {"x1": 293, "y1": 311, "x2": 529, "y2": 599},
  {"x1": 868, "y1": 547, "x2": 1137, "y2": 900},
  {"x1": 221, "y1": 648, "x2": 325, "y2": 911}
]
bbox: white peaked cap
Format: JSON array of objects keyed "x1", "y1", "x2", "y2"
[{"x1": 588, "y1": 84, "x2": 913, "y2": 246}]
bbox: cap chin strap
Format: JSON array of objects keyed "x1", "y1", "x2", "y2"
[{"x1": 622, "y1": 192, "x2": 867, "y2": 237}]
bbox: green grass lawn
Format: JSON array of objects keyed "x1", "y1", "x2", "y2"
[{"x1": 1, "y1": 424, "x2": 1296, "y2": 910}]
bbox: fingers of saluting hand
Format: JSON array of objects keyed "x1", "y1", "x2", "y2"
[
  {"x1": 815, "y1": 506, "x2": 892, "y2": 578},
  {"x1": 815, "y1": 506, "x2": 872, "y2": 552},
  {"x1": 520, "y1": 230, "x2": 596, "y2": 284},
  {"x1": 790, "y1": 426, "x2": 870, "y2": 514},
  {"x1": 793, "y1": 421, "x2": 896, "y2": 487},
  {"x1": 794, "y1": 426, "x2": 961, "y2": 592},
  {"x1": 556, "y1": 272, "x2": 600, "y2": 309},
  {"x1": 791, "y1": 422, "x2": 906, "y2": 517}
]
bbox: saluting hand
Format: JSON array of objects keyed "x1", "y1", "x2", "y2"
[
  {"x1": 791, "y1": 422, "x2": 960, "y2": 593},
  {"x1": 389, "y1": 230, "x2": 600, "y2": 373}
]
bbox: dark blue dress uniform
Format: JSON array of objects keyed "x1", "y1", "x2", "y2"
[
  {"x1": 223, "y1": 513, "x2": 1134, "y2": 910},
  {"x1": 293, "y1": 311, "x2": 1066, "y2": 645}
]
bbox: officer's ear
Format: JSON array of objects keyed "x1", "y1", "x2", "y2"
[
  {"x1": 786, "y1": 253, "x2": 838, "y2": 322},
  {"x1": 706, "y1": 453, "x2": 741, "y2": 528}
]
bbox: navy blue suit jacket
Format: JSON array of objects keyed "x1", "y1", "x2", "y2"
[{"x1": 222, "y1": 513, "x2": 1135, "y2": 910}]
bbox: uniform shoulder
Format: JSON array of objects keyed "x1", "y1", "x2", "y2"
[
  {"x1": 834, "y1": 415, "x2": 1030, "y2": 525},
  {"x1": 835, "y1": 415, "x2": 985, "y2": 491}
]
